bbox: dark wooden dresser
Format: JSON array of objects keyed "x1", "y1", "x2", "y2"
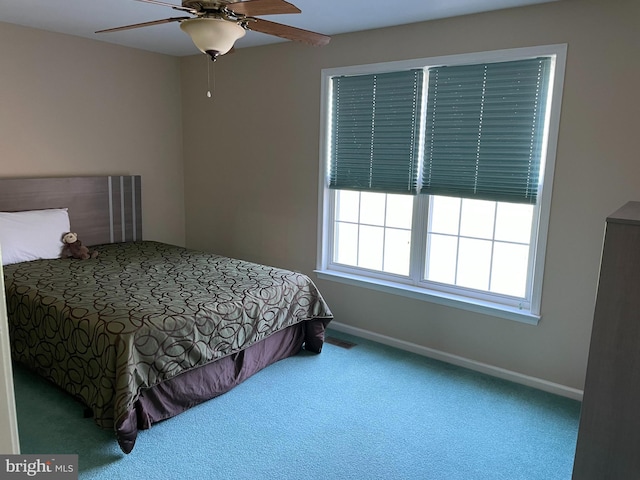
[{"x1": 573, "y1": 201, "x2": 640, "y2": 479}]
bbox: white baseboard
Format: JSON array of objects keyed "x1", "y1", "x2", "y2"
[{"x1": 327, "y1": 321, "x2": 583, "y2": 402}]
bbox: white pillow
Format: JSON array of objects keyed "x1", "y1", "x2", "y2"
[{"x1": 0, "y1": 208, "x2": 70, "y2": 266}]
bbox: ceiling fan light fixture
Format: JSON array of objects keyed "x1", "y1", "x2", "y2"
[{"x1": 180, "y1": 17, "x2": 246, "y2": 60}]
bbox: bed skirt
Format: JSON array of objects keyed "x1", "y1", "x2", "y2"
[{"x1": 115, "y1": 318, "x2": 330, "y2": 453}]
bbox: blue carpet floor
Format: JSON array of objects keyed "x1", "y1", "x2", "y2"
[{"x1": 13, "y1": 330, "x2": 580, "y2": 479}]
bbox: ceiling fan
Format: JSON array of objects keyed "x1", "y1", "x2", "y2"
[{"x1": 96, "y1": 0, "x2": 331, "y2": 61}]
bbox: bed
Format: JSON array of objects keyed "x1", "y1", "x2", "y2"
[{"x1": 0, "y1": 176, "x2": 333, "y2": 454}]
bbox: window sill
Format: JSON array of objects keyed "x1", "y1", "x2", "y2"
[{"x1": 314, "y1": 269, "x2": 540, "y2": 325}]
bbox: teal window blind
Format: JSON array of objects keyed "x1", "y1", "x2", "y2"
[
  {"x1": 422, "y1": 58, "x2": 552, "y2": 204},
  {"x1": 329, "y1": 70, "x2": 424, "y2": 194}
]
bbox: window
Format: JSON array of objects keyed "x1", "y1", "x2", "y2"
[
  {"x1": 334, "y1": 190, "x2": 414, "y2": 275},
  {"x1": 425, "y1": 196, "x2": 534, "y2": 299},
  {"x1": 317, "y1": 46, "x2": 567, "y2": 323}
]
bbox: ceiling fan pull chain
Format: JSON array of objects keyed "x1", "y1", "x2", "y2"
[{"x1": 206, "y1": 53, "x2": 214, "y2": 99}]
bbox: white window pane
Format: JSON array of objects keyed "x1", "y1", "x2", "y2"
[
  {"x1": 383, "y1": 228, "x2": 411, "y2": 276},
  {"x1": 457, "y1": 238, "x2": 492, "y2": 290},
  {"x1": 494, "y1": 202, "x2": 534, "y2": 243},
  {"x1": 386, "y1": 194, "x2": 413, "y2": 229},
  {"x1": 335, "y1": 190, "x2": 360, "y2": 223},
  {"x1": 358, "y1": 225, "x2": 384, "y2": 270},
  {"x1": 425, "y1": 233, "x2": 457, "y2": 284},
  {"x1": 491, "y1": 242, "x2": 529, "y2": 298},
  {"x1": 334, "y1": 222, "x2": 358, "y2": 266},
  {"x1": 460, "y1": 199, "x2": 496, "y2": 240},
  {"x1": 360, "y1": 192, "x2": 386, "y2": 226},
  {"x1": 429, "y1": 196, "x2": 460, "y2": 235}
]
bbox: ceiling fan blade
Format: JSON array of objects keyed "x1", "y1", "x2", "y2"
[
  {"x1": 135, "y1": 0, "x2": 198, "y2": 14},
  {"x1": 96, "y1": 16, "x2": 190, "y2": 33},
  {"x1": 248, "y1": 18, "x2": 330, "y2": 46},
  {"x1": 227, "y1": 0, "x2": 300, "y2": 16}
]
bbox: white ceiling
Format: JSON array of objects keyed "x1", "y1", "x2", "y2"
[{"x1": 0, "y1": 0, "x2": 558, "y2": 57}]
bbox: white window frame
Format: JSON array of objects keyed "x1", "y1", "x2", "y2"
[{"x1": 316, "y1": 45, "x2": 567, "y2": 325}]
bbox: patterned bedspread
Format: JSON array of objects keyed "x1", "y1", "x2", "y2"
[{"x1": 4, "y1": 241, "x2": 333, "y2": 430}]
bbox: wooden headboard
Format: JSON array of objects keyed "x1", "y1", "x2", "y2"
[{"x1": 0, "y1": 176, "x2": 142, "y2": 246}]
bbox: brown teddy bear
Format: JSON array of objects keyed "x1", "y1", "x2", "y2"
[{"x1": 61, "y1": 232, "x2": 98, "y2": 260}]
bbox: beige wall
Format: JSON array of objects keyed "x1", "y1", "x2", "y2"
[
  {"x1": 0, "y1": 22, "x2": 185, "y2": 245},
  {"x1": 181, "y1": 0, "x2": 640, "y2": 391}
]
